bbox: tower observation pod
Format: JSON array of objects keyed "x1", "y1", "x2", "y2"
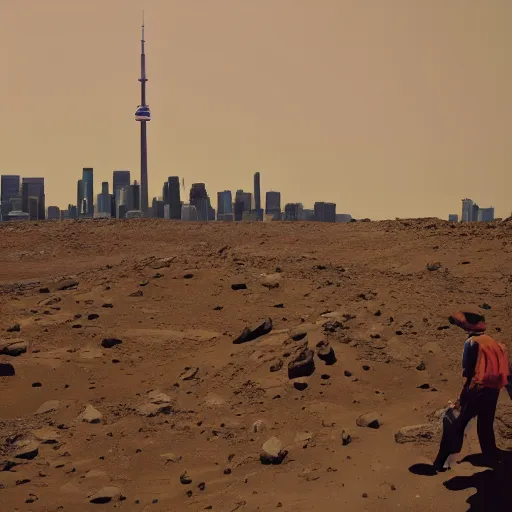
[{"x1": 135, "y1": 105, "x2": 151, "y2": 121}]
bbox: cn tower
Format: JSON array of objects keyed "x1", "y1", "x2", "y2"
[{"x1": 134, "y1": 13, "x2": 150, "y2": 214}]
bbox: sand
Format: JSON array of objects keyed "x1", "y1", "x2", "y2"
[{"x1": 1, "y1": 218, "x2": 512, "y2": 511}]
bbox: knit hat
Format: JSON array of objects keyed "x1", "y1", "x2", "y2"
[{"x1": 448, "y1": 311, "x2": 487, "y2": 333}]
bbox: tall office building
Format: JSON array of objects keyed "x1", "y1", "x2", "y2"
[
  {"x1": 152, "y1": 197, "x2": 165, "y2": 218},
  {"x1": 314, "y1": 202, "x2": 336, "y2": 222},
  {"x1": 162, "y1": 181, "x2": 169, "y2": 205},
  {"x1": 81, "y1": 168, "x2": 94, "y2": 217},
  {"x1": 190, "y1": 183, "x2": 211, "y2": 221},
  {"x1": 265, "y1": 191, "x2": 281, "y2": 219},
  {"x1": 253, "y1": 172, "x2": 262, "y2": 220},
  {"x1": 284, "y1": 203, "x2": 303, "y2": 221},
  {"x1": 217, "y1": 190, "x2": 233, "y2": 216},
  {"x1": 97, "y1": 182, "x2": 112, "y2": 216},
  {"x1": 47, "y1": 206, "x2": 61, "y2": 220},
  {"x1": 478, "y1": 207, "x2": 494, "y2": 222},
  {"x1": 21, "y1": 177, "x2": 45, "y2": 220},
  {"x1": 461, "y1": 198, "x2": 474, "y2": 222},
  {"x1": 167, "y1": 177, "x2": 181, "y2": 219},
  {"x1": 448, "y1": 214, "x2": 459, "y2": 222},
  {"x1": 235, "y1": 190, "x2": 252, "y2": 213},
  {"x1": 113, "y1": 170, "x2": 131, "y2": 210},
  {"x1": 1, "y1": 175, "x2": 20, "y2": 221}
]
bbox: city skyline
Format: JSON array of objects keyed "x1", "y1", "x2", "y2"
[{"x1": 2, "y1": 1, "x2": 512, "y2": 219}]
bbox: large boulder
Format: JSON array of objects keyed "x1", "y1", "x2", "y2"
[
  {"x1": 56, "y1": 278, "x2": 78, "y2": 291},
  {"x1": 356, "y1": 413, "x2": 381, "y2": 429},
  {"x1": 1, "y1": 340, "x2": 28, "y2": 357},
  {"x1": 288, "y1": 349, "x2": 315, "y2": 379},
  {"x1": 394, "y1": 424, "x2": 440, "y2": 444},
  {"x1": 88, "y1": 486, "x2": 125, "y2": 504},
  {"x1": 0, "y1": 363, "x2": 15, "y2": 376},
  {"x1": 233, "y1": 318, "x2": 273, "y2": 344},
  {"x1": 79, "y1": 404, "x2": 103, "y2": 424},
  {"x1": 35, "y1": 400, "x2": 61, "y2": 415},
  {"x1": 260, "y1": 437, "x2": 288, "y2": 465}
]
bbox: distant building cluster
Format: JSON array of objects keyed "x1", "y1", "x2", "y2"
[
  {"x1": 0, "y1": 170, "x2": 349, "y2": 223},
  {"x1": 449, "y1": 198, "x2": 495, "y2": 223}
]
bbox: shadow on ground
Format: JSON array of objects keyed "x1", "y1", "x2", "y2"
[{"x1": 442, "y1": 451, "x2": 512, "y2": 511}]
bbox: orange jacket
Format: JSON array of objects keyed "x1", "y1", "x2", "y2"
[{"x1": 470, "y1": 335, "x2": 510, "y2": 389}]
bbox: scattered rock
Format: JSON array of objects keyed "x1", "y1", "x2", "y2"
[
  {"x1": 198, "y1": 482, "x2": 206, "y2": 491},
  {"x1": 273, "y1": 303, "x2": 284, "y2": 308},
  {"x1": 261, "y1": 273, "x2": 280, "y2": 289},
  {"x1": 416, "y1": 362, "x2": 426, "y2": 371},
  {"x1": 417, "y1": 383, "x2": 430, "y2": 390},
  {"x1": 213, "y1": 306, "x2": 223, "y2": 311},
  {"x1": 39, "y1": 287, "x2": 50, "y2": 294},
  {"x1": 149, "y1": 258, "x2": 173, "y2": 270},
  {"x1": 180, "y1": 472, "x2": 192, "y2": 485},
  {"x1": 6, "y1": 324, "x2": 20, "y2": 333},
  {"x1": 356, "y1": 413, "x2": 381, "y2": 429},
  {"x1": 0, "y1": 363, "x2": 15, "y2": 376},
  {"x1": 288, "y1": 349, "x2": 315, "y2": 379},
  {"x1": 293, "y1": 379, "x2": 308, "y2": 391},
  {"x1": 35, "y1": 400, "x2": 61, "y2": 415},
  {"x1": 252, "y1": 420, "x2": 266, "y2": 433},
  {"x1": 362, "y1": 365, "x2": 371, "y2": 371},
  {"x1": 344, "y1": 370, "x2": 352, "y2": 377},
  {"x1": 138, "y1": 391, "x2": 173, "y2": 417},
  {"x1": 139, "y1": 280, "x2": 149, "y2": 286},
  {"x1": 289, "y1": 327, "x2": 309, "y2": 341},
  {"x1": 427, "y1": 262, "x2": 442, "y2": 271},
  {"x1": 161, "y1": 453, "x2": 182, "y2": 463},
  {"x1": 79, "y1": 404, "x2": 103, "y2": 424},
  {"x1": 183, "y1": 273, "x2": 194, "y2": 279},
  {"x1": 231, "y1": 283, "x2": 247, "y2": 291},
  {"x1": 180, "y1": 367, "x2": 199, "y2": 381},
  {"x1": 1, "y1": 458, "x2": 19, "y2": 471},
  {"x1": 269, "y1": 359, "x2": 283, "y2": 372},
  {"x1": 1, "y1": 340, "x2": 28, "y2": 357},
  {"x1": 32, "y1": 382, "x2": 42, "y2": 388},
  {"x1": 56, "y1": 279, "x2": 79, "y2": 291},
  {"x1": 88, "y1": 313, "x2": 99, "y2": 321},
  {"x1": 129, "y1": 290, "x2": 143, "y2": 297},
  {"x1": 316, "y1": 341, "x2": 336, "y2": 365},
  {"x1": 102, "y1": 303, "x2": 113, "y2": 308},
  {"x1": 341, "y1": 430, "x2": 352, "y2": 446},
  {"x1": 32, "y1": 428, "x2": 60, "y2": 444},
  {"x1": 14, "y1": 439, "x2": 39, "y2": 460},
  {"x1": 233, "y1": 318, "x2": 273, "y2": 344},
  {"x1": 481, "y1": 303, "x2": 492, "y2": 310},
  {"x1": 323, "y1": 319, "x2": 343, "y2": 333},
  {"x1": 101, "y1": 338, "x2": 122, "y2": 349},
  {"x1": 89, "y1": 486, "x2": 125, "y2": 504},
  {"x1": 260, "y1": 437, "x2": 288, "y2": 465},
  {"x1": 395, "y1": 424, "x2": 440, "y2": 444}
]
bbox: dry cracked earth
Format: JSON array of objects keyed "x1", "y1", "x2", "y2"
[{"x1": 1, "y1": 218, "x2": 512, "y2": 512}]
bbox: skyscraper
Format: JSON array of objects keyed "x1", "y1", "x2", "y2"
[
  {"x1": 21, "y1": 177, "x2": 45, "y2": 220},
  {"x1": 81, "y1": 168, "x2": 94, "y2": 217},
  {"x1": 314, "y1": 202, "x2": 336, "y2": 222},
  {"x1": 113, "y1": 170, "x2": 130, "y2": 210},
  {"x1": 254, "y1": 172, "x2": 262, "y2": 220},
  {"x1": 134, "y1": 15, "x2": 151, "y2": 215},
  {"x1": 189, "y1": 183, "x2": 211, "y2": 221},
  {"x1": 97, "y1": 182, "x2": 112, "y2": 216},
  {"x1": 217, "y1": 190, "x2": 233, "y2": 218},
  {"x1": 265, "y1": 191, "x2": 281, "y2": 218},
  {"x1": 167, "y1": 177, "x2": 181, "y2": 219},
  {"x1": 235, "y1": 190, "x2": 252, "y2": 213},
  {"x1": 1, "y1": 175, "x2": 20, "y2": 221},
  {"x1": 461, "y1": 198, "x2": 474, "y2": 222}
]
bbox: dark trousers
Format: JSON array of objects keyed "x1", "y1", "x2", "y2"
[{"x1": 434, "y1": 385, "x2": 500, "y2": 468}]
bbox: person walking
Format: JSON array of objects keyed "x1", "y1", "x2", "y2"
[{"x1": 433, "y1": 311, "x2": 511, "y2": 471}]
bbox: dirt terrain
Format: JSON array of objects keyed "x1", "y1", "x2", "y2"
[{"x1": 1, "y1": 218, "x2": 512, "y2": 512}]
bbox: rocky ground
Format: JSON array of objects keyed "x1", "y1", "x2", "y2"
[{"x1": 1, "y1": 218, "x2": 512, "y2": 511}]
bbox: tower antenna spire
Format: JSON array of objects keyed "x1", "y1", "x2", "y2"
[{"x1": 134, "y1": 10, "x2": 150, "y2": 215}]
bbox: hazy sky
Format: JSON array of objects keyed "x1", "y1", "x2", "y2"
[{"x1": 2, "y1": 0, "x2": 511, "y2": 219}]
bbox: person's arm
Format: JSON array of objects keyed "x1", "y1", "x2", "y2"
[{"x1": 456, "y1": 338, "x2": 478, "y2": 407}]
